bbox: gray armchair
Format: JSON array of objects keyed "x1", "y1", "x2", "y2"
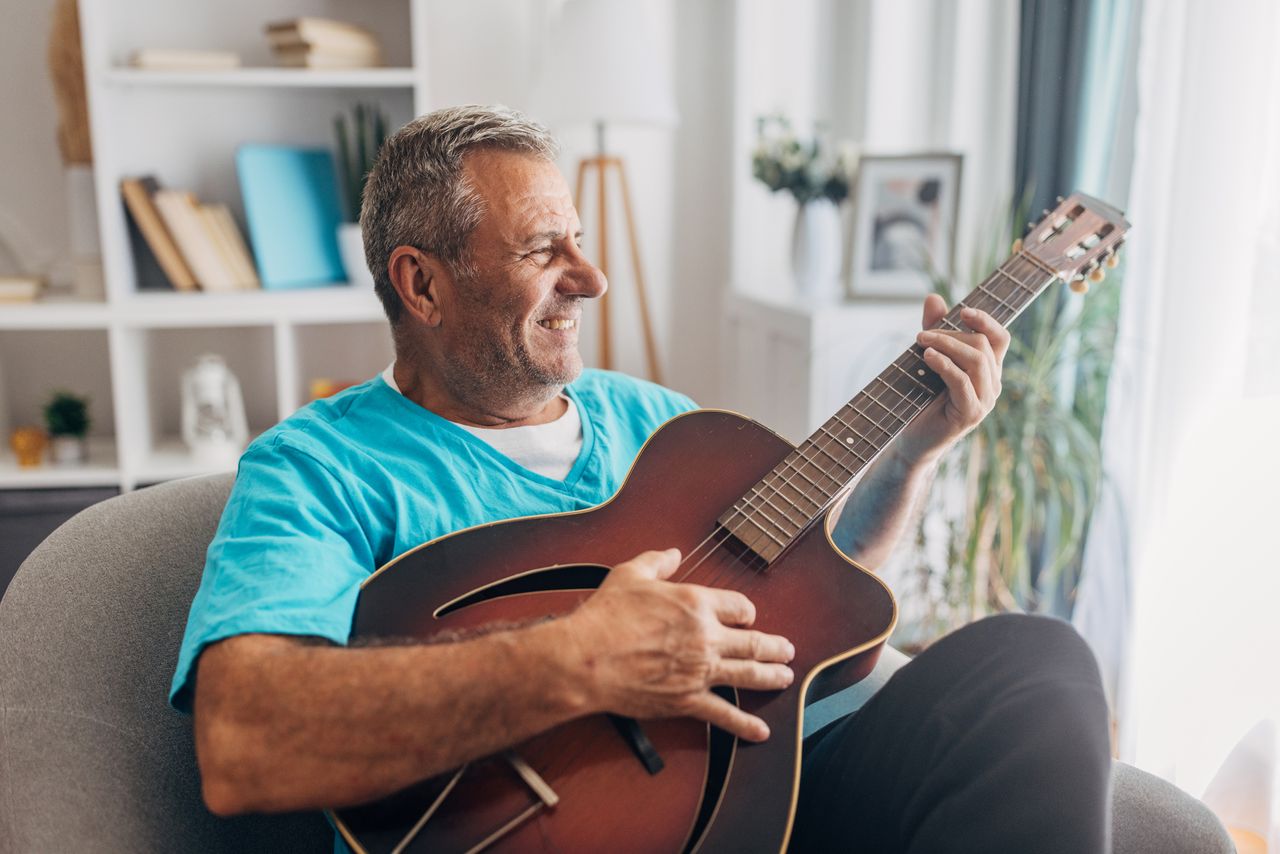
[{"x1": 0, "y1": 474, "x2": 1231, "y2": 852}]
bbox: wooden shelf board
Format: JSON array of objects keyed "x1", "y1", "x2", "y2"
[
  {"x1": 0, "y1": 437, "x2": 120, "y2": 489},
  {"x1": 136, "y1": 434, "x2": 268, "y2": 483},
  {"x1": 105, "y1": 67, "x2": 418, "y2": 90}
]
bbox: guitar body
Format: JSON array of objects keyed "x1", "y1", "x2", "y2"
[{"x1": 332, "y1": 410, "x2": 897, "y2": 853}]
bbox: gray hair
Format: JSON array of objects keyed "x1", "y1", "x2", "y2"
[{"x1": 359, "y1": 105, "x2": 560, "y2": 324}]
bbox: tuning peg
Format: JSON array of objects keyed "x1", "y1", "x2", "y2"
[
  {"x1": 1106, "y1": 252, "x2": 1120, "y2": 269},
  {"x1": 1056, "y1": 195, "x2": 1065, "y2": 203},
  {"x1": 1026, "y1": 221, "x2": 1035, "y2": 232},
  {"x1": 1012, "y1": 238, "x2": 1023, "y2": 254},
  {"x1": 1088, "y1": 267, "x2": 1106, "y2": 283},
  {"x1": 1042, "y1": 209, "x2": 1051, "y2": 218},
  {"x1": 1069, "y1": 277, "x2": 1090, "y2": 294}
]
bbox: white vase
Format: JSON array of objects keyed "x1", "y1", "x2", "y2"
[
  {"x1": 65, "y1": 164, "x2": 105, "y2": 300},
  {"x1": 49, "y1": 435, "x2": 87, "y2": 466},
  {"x1": 790, "y1": 198, "x2": 843, "y2": 303},
  {"x1": 337, "y1": 222, "x2": 375, "y2": 289}
]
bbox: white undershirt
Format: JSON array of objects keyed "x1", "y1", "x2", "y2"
[{"x1": 381, "y1": 364, "x2": 584, "y2": 480}]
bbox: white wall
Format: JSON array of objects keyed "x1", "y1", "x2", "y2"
[
  {"x1": 1, "y1": 1, "x2": 1018, "y2": 410},
  {"x1": 0, "y1": 0, "x2": 74, "y2": 289}
]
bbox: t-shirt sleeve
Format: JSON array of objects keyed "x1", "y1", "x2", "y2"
[{"x1": 168, "y1": 436, "x2": 374, "y2": 713}]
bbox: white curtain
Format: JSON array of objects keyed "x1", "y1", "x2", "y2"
[{"x1": 1089, "y1": 0, "x2": 1280, "y2": 833}]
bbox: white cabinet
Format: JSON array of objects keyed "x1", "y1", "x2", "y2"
[
  {"x1": 0, "y1": 0, "x2": 426, "y2": 490},
  {"x1": 722, "y1": 292, "x2": 924, "y2": 444}
]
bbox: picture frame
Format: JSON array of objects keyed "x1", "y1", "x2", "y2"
[{"x1": 847, "y1": 153, "x2": 963, "y2": 300}]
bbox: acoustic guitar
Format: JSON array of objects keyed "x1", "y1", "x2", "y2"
[{"x1": 330, "y1": 192, "x2": 1130, "y2": 853}]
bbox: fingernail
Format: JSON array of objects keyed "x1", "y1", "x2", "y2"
[
  {"x1": 756, "y1": 722, "x2": 771, "y2": 740},
  {"x1": 961, "y1": 306, "x2": 977, "y2": 315},
  {"x1": 783, "y1": 667, "x2": 795, "y2": 685},
  {"x1": 916, "y1": 331, "x2": 933, "y2": 342},
  {"x1": 786, "y1": 642, "x2": 796, "y2": 660}
]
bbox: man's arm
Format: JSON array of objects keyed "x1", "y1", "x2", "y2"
[
  {"x1": 831, "y1": 296, "x2": 1010, "y2": 569},
  {"x1": 194, "y1": 549, "x2": 795, "y2": 816},
  {"x1": 830, "y1": 445, "x2": 938, "y2": 570}
]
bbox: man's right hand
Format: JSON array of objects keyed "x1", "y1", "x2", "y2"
[{"x1": 562, "y1": 548, "x2": 795, "y2": 742}]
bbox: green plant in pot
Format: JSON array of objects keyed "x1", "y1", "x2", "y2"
[
  {"x1": 43, "y1": 389, "x2": 91, "y2": 466},
  {"x1": 333, "y1": 102, "x2": 389, "y2": 289}
]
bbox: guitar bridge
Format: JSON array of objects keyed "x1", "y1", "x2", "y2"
[{"x1": 390, "y1": 753, "x2": 559, "y2": 854}]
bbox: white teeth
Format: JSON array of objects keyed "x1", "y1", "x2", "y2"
[{"x1": 539, "y1": 318, "x2": 577, "y2": 330}]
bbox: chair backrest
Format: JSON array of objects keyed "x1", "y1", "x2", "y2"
[{"x1": 0, "y1": 474, "x2": 331, "y2": 852}]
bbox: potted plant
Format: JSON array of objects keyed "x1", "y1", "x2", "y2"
[
  {"x1": 43, "y1": 389, "x2": 91, "y2": 465},
  {"x1": 896, "y1": 201, "x2": 1123, "y2": 650},
  {"x1": 751, "y1": 114, "x2": 859, "y2": 302},
  {"x1": 333, "y1": 102, "x2": 389, "y2": 289}
]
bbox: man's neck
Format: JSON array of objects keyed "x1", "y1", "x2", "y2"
[{"x1": 390, "y1": 360, "x2": 568, "y2": 429}]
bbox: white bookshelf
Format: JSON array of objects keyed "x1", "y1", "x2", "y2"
[{"x1": 0, "y1": 0, "x2": 427, "y2": 491}]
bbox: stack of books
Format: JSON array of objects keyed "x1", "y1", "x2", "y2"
[
  {"x1": 120, "y1": 176, "x2": 260, "y2": 292},
  {"x1": 265, "y1": 18, "x2": 384, "y2": 69}
]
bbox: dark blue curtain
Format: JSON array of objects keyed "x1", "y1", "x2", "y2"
[{"x1": 1015, "y1": 0, "x2": 1093, "y2": 217}]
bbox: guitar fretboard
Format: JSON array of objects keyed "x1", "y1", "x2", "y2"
[{"x1": 717, "y1": 250, "x2": 1061, "y2": 563}]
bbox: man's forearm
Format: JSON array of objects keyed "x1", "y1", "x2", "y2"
[
  {"x1": 830, "y1": 445, "x2": 939, "y2": 570},
  {"x1": 195, "y1": 618, "x2": 588, "y2": 815}
]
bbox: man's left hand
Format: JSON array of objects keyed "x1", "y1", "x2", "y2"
[{"x1": 895, "y1": 294, "x2": 1009, "y2": 465}]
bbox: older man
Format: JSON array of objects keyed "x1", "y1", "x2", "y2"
[{"x1": 174, "y1": 106, "x2": 1135, "y2": 852}]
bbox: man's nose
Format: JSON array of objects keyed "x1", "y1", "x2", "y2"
[{"x1": 558, "y1": 257, "x2": 608, "y2": 299}]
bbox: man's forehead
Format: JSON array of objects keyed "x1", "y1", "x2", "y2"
[{"x1": 463, "y1": 149, "x2": 576, "y2": 233}]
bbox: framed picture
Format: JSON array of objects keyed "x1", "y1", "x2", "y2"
[{"x1": 847, "y1": 153, "x2": 963, "y2": 300}]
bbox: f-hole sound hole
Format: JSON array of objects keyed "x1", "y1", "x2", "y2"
[
  {"x1": 435, "y1": 565, "x2": 611, "y2": 618},
  {"x1": 684, "y1": 686, "x2": 738, "y2": 854}
]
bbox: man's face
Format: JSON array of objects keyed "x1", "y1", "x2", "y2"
[{"x1": 434, "y1": 149, "x2": 607, "y2": 405}]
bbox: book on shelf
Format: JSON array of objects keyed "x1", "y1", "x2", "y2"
[
  {"x1": 236, "y1": 144, "x2": 346, "y2": 290},
  {"x1": 265, "y1": 17, "x2": 383, "y2": 68},
  {"x1": 152, "y1": 190, "x2": 260, "y2": 292},
  {"x1": 128, "y1": 49, "x2": 241, "y2": 71},
  {"x1": 272, "y1": 44, "x2": 384, "y2": 69},
  {"x1": 120, "y1": 176, "x2": 199, "y2": 291},
  {"x1": 200, "y1": 205, "x2": 260, "y2": 290},
  {"x1": 0, "y1": 276, "x2": 44, "y2": 303}
]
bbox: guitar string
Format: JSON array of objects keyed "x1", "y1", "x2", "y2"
[
  {"x1": 388, "y1": 257, "x2": 1069, "y2": 843},
  {"x1": 668, "y1": 255, "x2": 1047, "y2": 596},
  {"x1": 502, "y1": 258, "x2": 1053, "y2": 824},
  {"x1": 697, "y1": 256, "x2": 1036, "y2": 575},
  {"x1": 680, "y1": 254, "x2": 1047, "y2": 591}
]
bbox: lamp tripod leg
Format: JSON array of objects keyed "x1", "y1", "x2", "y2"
[{"x1": 613, "y1": 158, "x2": 662, "y2": 384}]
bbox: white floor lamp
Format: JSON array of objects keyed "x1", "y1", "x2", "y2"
[{"x1": 529, "y1": 0, "x2": 677, "y2": 383}]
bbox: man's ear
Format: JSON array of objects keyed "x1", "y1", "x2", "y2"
[{"x1": 388, "y1": 246, "x2": 453, "y2": 327}]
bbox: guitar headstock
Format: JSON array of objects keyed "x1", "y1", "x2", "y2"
[{"x1": 1015, "y1": 192, "x2": 1131, "y2": 294}]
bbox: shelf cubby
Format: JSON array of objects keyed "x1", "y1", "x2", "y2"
[{"x1": 0, "y1": 329, "x2": 119, "y2": 488}]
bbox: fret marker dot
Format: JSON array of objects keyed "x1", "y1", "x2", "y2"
[
  {"x1": 845, "y1": 437, "x2": 854, "y2": 444},
  {"x1": 916, "y1": 369, "x2": 925, "y2": 376}
]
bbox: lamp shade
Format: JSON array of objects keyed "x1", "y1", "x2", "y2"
[{"x1": 528, "y1": 0, "x2": 678, "y2": 130}]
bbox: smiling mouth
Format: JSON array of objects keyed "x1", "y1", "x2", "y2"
[{"x1": 537, "y1": 318, "x2": 578, "y2": 331}]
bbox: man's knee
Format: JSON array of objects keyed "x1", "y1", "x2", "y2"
[{"x1": 929, "y1": 613, "x2": 1104, "y2": 689}]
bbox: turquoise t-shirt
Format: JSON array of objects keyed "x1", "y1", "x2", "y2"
[{"x1": 169, "y1": 368, "x2": 697, "y2": 712}]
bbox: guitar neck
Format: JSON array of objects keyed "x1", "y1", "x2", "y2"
[
  {"x1": 717, "y1": 192, "x2": 1129, "y2": 563},
  {"x1": 715, "y1": 252, "x2": 1059, "y2": 562}
]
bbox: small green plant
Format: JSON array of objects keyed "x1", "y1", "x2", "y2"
[
  {"x1": 43, "y1": 390, "x2": 90, "y2": 437},
  {"x1": 334, "y1": 102, "x2": 389, "y2": 222},
  {"x1": 751, "y1": 114, "x2": 858, "y2": 205}
]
